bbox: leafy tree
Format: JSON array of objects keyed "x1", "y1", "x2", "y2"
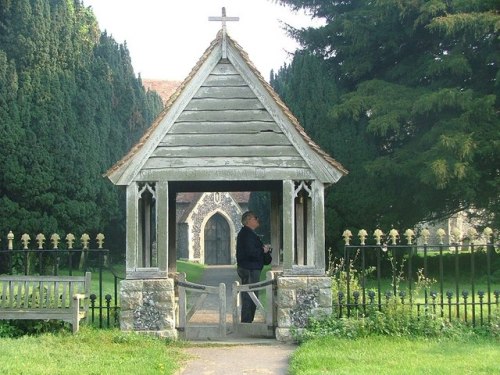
[{"x1": 273, "y1": 0, "x2": 499, "y2": 249}]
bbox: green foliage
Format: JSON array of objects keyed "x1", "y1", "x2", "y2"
[
  {"x1": 0, "y1": 320, "x2": 67, "y2": 337},
  {"x1": 292, "y1": 254, "x2": 500, "y2": 343},
  {"x1": 0, "y1": 321, "x2": 23, "y2": 338},
  {"x1": 272, "y1": 0, "x2": 500, "y2": 251},
  {"x1": 0, "y1": 0, "x2": 163, "y2": 256}
]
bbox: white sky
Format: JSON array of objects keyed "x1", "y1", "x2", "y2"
[{"x1": 83, "y1": 0, "x2": 322, "y2": 81}]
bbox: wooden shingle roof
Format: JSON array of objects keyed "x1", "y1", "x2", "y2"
[{"x1": 105, "y1": 30, "x2": 347, "y2": 185}]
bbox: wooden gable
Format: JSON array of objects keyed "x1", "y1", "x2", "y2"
[{"x1": 106, "y1": 31, "x2": 347, "y2": 186}]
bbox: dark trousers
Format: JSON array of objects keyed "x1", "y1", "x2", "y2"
[{"x1": 237, "y1": 267, "x2": 261, "y2": 323}]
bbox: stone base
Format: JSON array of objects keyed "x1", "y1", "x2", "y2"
[
  {"x1": 120, "y1": 278, "x2": 177, "y2": 339},
  {"x1": 275, "y1": 275, "x2": 332, "y2": 342}
]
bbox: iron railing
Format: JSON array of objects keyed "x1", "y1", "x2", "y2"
[{"x1": 340, "y1": 241, "x2": 499, "y2": 326}]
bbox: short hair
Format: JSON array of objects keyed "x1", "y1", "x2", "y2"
[{"x1": 241, "y1": 211, "x2": 256, "y2": 225}]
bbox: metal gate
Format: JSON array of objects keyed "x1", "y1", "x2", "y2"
[
  {"x1": 175, "y1": 273, "x2": 227, "y2": 339},
  {"x1": 232, "y1": 271, "x2": 277, "y2": 337}
]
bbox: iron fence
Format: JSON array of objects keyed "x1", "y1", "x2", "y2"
[{"x1": 340, "y1": 240, "x2": 499, "y2": 326}]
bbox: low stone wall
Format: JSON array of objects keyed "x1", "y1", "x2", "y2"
[
  {"x1": 120, "y1": 278, "x2": 177, "y2": 339},
  {"x1": 275, "y1": 275, "x2": 332, "y2": 342}
]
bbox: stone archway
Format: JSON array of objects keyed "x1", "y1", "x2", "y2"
[{"x1": 204, "y1": 213, "x2": 230, "y2": 264}]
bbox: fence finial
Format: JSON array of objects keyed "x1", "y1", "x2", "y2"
[
  {"x1": 373, "y1": 229, "x2": 384, "y2": 245},
  {"x1": 421, "y1": 228, "x2": 430, "y2": 245},
  {"x1": 36, "y1": 233, "x2": 46, "y2": 249},
  {"x1": 342, "y1": 229, "x2": 352, "y2": 245},
  {"x1": 404, "y1": 229, "x2": 414, "y2": 245},
  {"x1": 436, "y1": 228, "x2": 446, "y2": 245},
  {"x1": 96, "y1": 233, "x2": 105, "y2": 249},
  {"x1": 451, "y1": 227, "x2": 461, "y2": 244},
  {"x1": 51, "y1": 233, "x2": 60, "y2": 249},
  {"x1": 389, "y1": 228, "x2": 399, "y2": 245},
  {"x1": 66, "y1": 233, "x2": 75, "y2": 249},
  {"x1": 21, "y1": 233, "x2": 30, "y2": 249},
  {"x1": 358, "y1": 229, "x2": 368, "y2": 245},
  {"x1": 7, "y1": 231, "x2": 14, "y2": 250},
  {"x1": 81, "y1": 233, "x2": 90, "y2": 249}
]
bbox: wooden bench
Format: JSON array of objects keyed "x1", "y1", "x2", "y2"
[{"x1": 0, "y1": 272, "x2": 91, "y2": 333}]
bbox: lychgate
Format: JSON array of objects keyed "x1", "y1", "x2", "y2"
[{"x1": 105, "y1": 8, "x2": 347, "y2": 341}]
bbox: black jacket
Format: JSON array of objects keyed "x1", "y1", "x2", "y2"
[{"x1": 236, "y1": 225, "x2": 265, "y2": 270}]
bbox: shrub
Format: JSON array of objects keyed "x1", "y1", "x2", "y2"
[{"x1": 292, "y1": 252, "x2": 500, "y2": 343}]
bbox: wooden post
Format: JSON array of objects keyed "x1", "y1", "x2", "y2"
[
  {"x1": 168, "y1": 189, "x2": 177, "y2": 273},
  {"x1": 177, "y1": 273, "x2": 186, "y2": 335},
  {"x1": 312, "y1": 181, "x2": 326, "y2": 271},
  {"x1": 232, "y1": 280, "x2": 240, "y2": 332},
  {"x1": 219, "y1": 282, "x2": 226, "y2": 337},
  {"x1": 270, "y1": 191, "x2": 281, "y2": 266},
  {"x1": 156, "y1": 181, "x2": 169, "y2": 273},
  {"x1": 282, "y1": 180, "x2": 295, "y2": 270},
  {"x1": 126, "y1": 183, "x2": 139, "y2": 275}
]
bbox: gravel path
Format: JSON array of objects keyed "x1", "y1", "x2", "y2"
[{"x1": 177, "y1": 343, "x2": 296, "y2": 375}]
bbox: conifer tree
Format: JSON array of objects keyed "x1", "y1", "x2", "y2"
[
  {"x1": 273, "y1": 0, "x2": 499, "y2": 241},
  {"x1": 0, "y1": 0, "x2": 163, "y2": 254}
]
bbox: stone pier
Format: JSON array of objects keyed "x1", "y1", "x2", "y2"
[
  {"x1": 120, "y1": 279, "x2": 177, "y2": 339},
  {"x1": 275, "y1": 275, "x2": 332, "y2": 342}
]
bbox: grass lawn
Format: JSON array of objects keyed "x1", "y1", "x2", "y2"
[
  {"x1": 289, "y1": 335, "x2": 500, "y2": 375},
  {"x1": 0, "y1": 327, "x2": 187, "y2": 375}
]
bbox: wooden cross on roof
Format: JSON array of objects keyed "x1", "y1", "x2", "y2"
[{"x1": 208, "y1": 7, "x2": 239, "y2": 58}]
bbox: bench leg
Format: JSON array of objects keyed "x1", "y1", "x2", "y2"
[{"x1": 73, "y1": 304, "x2": 79, "y2": 333}]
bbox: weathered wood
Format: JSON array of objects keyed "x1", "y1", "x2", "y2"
[
  {"x1": 152, "y1": 145, "x2": 299, "y2": 158},
  {"x1": 126, "y1": 184, "x2": 139, "y2": 270},
  {"x1": 227, "y1": 41, "x2": 344, "y2": 184},
  {"x1": 312, "y1": 180, "x2": 326, "y2": 270},
  {"x1": 210, "y1": 62, "x2": 238, "y2": 75},
  {"x1": 143, "y1": 156, "x2": 309, "y2": 169},
  {"x1": 156, "y1": 181, "x2": 169, "y2": 273},
  {"x1": 282, "y1": 180, "x2": 295, "y2": 270},
  {"x1": 202, "y1": 74, "x2": 247, "y2": 87},
  {"x1": 232, "y1": 273, "x2": 275, "y2": 337},
  {"x1": 110, "y1": 43, "x2": 222, "y2": 185},
  {"x1": 194, "y1": 86, "x2": 256, "y2": 99},
  {"x1": 0, "y1": 273, "x2": 91, "y2": 333},
  {"x1": 184, "y1": 98, "x2": 264, "y2": 111},
  {"x1": 169, "y1": 121, "x2": 280, "y2": 134},
  {"x1": 175, "y1": 274, "x2": 226, "y2": 339},
  {"x1": 160, "y1": 132, "x2": 291, "y2": 147},
  {"x1": 137, "y1": 167, "x2": 316, "y2": 181},
  {"x1": 176, "y1": 109, "x2": 273, "y2": 123}
]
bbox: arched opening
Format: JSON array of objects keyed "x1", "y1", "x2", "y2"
[{"x1": 204, "y1": 213, "x2": 230, "y2": 265}]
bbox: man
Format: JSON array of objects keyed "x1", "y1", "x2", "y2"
[{"x1": 236, "y1": 210, "x2": 271, "y2": 323}]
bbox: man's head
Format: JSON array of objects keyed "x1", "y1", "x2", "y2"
[{"x1": 241, "y1": 211, "x2": 259, "y2": 230}]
